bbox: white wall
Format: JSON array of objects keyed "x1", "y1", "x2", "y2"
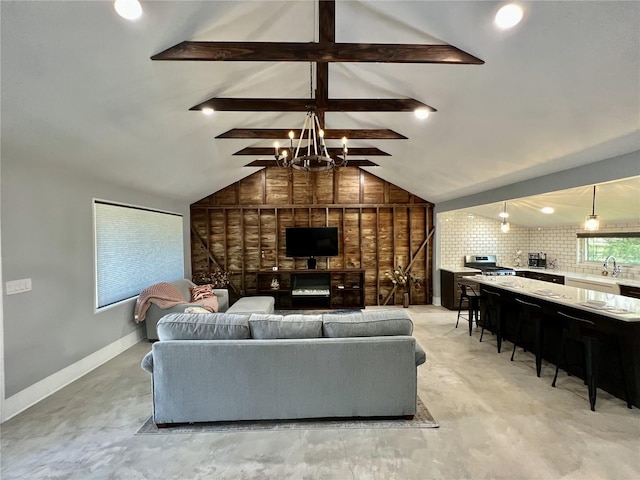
[
  {"x1": 1, "y1": 158, "x2": 190, "y2": 421},
  {"x1": 438, "y1": 210, "x2": 530, "y2": 268}
]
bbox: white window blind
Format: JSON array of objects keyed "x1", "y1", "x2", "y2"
[{"x1": 94, "y1": 200, "x2": 184, "y2": 309}]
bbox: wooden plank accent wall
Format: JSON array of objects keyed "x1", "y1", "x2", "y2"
[{"x1": 190, "y1": 167, "x2": 434, "y2": 306}]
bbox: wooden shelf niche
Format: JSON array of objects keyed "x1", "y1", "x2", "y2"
[{"x1": 190, "y1": 167, "x2": 434, "y2": 307}]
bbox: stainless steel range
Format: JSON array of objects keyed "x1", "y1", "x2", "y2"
[{"x1": 464, "y1": 255, "x2": 516, "y2": 276}]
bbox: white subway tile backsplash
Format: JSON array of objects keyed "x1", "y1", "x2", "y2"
[{"x1": 438, "y1": 212, "x2": 640, "y2": 280}]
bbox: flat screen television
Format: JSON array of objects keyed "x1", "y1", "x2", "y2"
[{"x1": 285, "y1": 227, "x2": 339, "y2": 258}]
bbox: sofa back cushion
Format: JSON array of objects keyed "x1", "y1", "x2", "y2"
[
  {"x1": 169, "y1": 279, "x2": 195, "y2": 302},
  {"x1": 157, "y1": 313, "x2": 250, "y2": 341},
  {"x1": 322, "y1": 310, "x2": 413, "y2": 338},
  {"x1": 249, "y1": 314, "x2": 323, "y2": 339}
]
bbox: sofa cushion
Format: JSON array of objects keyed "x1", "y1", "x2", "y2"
[
  {"x1": 322, "y1": 310, "x2": 413, "y2": 338},
  {"x1": 249, "y1": 314, "x2": 323, "y2": 339},
  {"x1": 157, "y1": 313, "x2": 250, "y2": 341},
  {"x1": 170, "y1": 279, "x2": 196, "y2": 302}
]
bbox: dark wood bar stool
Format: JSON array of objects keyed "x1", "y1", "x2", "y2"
[
  {"x1": 479, "y1": 289, "x2": 504, "y2": 353},
  {"x1": 511, "y1": 298, "x2": 545, "y2": 377},
  {"x1": 456, "y1": 283, "x2": 482, "y2": 336},
  {"x1": 552, "y1": 311, "x2": 632, "y2": 411}
]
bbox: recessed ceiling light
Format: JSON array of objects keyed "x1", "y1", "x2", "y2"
[
  {"x1": 202, "y1": 107, "x2": 214, "y2": 116},
  {"x1": 494, "y1": 4, "x2": 523, "y2": 29},
  {"x1": 541, "y1": 207, "x2": 554, "y2": 214},
  {"x1": 414, "y1": 108, "x2": 430, "y2": 120},
  {"x1": 114, "y1": 0, "x2": 142, "y2": 21}
]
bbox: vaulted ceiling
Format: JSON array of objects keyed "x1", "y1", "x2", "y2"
[{"x1": 2, "y1": 1, "x2": 639, "y2": 223}]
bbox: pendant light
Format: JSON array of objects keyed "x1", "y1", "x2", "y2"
[
  {"x1": 500, "y1": 202, "x2": 510, "y2": 233},
  {"x1": 584, "y1": 185, "x2": 600, "y2": 231}
]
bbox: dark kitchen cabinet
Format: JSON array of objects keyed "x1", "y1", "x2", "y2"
[
  {"x1": 441, "y1": 269, "x2": 479, "y2": 310},
  {"x1": 519, "y1": 270, "x2": 564, "y2": 285},
  {"x1": 619, "y1": 284, "x2": 640, "y2": 299}
]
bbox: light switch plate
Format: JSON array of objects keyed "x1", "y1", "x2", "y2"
[{"x1": 6, "y1": 278, "x2": 32, "y2": 295}]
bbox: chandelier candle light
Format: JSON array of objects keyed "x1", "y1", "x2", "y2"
[
  {"x1": 274, "y1": 114, "x2": 348, "y2": 172},
  {"x1": 274, "y1": 64, "x2": 348, "y2": 172}
]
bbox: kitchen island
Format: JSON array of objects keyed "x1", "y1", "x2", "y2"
[{"x1": 466, "y1": 275, "x2": 640, "y2": 407}]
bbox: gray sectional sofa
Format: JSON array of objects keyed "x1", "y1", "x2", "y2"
[
  {"x1": 143, "y1": 279, "x2": 230, "y2": 341},
  {"x1": 144, "y1": 279, "x2": 277, "y2": 341},
  {"x1": 141, "y1": 310, "x2": 426, "y2": 426}
]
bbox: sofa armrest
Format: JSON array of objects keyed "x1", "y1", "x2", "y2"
[
  {"x1": 141, "y1": 351, "x2": 154, "y2": 374},
  {"x1": 213, "y1": 289, "x2": 229, "y2": 312},
  {"x1": 415, "y1": 341, "x2": 427, "y2": 367},
  {"x1": 145, "y1": 303, "x2": 204, "y2": 341}
]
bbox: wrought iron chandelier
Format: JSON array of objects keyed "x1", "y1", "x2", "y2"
[{"x1": 274, "y1": 65, "x2": 347, "y2": 172}]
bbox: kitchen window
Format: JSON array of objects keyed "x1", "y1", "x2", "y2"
[{"x1": 577, "y1": 232, "x2": 640, "y2": 265}]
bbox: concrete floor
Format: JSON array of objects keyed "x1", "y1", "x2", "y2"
[{"x1": 1, "y1": 305, "x2": 639, "y2": 479}]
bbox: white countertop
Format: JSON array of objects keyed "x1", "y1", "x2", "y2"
[
  {"x1": 440, "y1": 266, "x2": 640, "y2": 289},
  {"x1": 466, "y1": 275, "x2": 640, "y2": 322},
  {"x1": 440, "y1": 266, "x2": 482, "y2": 274}
]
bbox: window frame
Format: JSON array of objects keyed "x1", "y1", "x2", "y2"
[
  {"x1": 93, "y1": 199, "x2": 184, "y2": 312},
  {"x1": 577, "y1": 232, "x2": 640, "y2": 266}
]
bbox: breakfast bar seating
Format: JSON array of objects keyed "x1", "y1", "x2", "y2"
[
  {"x1": 511, "y1": 297, "x2": 546, "y2": 377},
  {"x1": 456, "y1": 282, "x2": 482, "y2": 336},
  {"x1": 479, "y1": 289, "x2": 505, "y2": 353},
  {"x1": 466, "y1": 274, "x2": 640, "y2": 409},
  {"x1": 552, "y1": 310, "x2": 631, "y2": 411}
]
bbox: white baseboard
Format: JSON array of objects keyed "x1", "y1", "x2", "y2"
[{"x1": 2, "y1": 328, "x2": 144, "y2": 423}]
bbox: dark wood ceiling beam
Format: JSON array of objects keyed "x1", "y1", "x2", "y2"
[
  {"x1": 326, "y1": 98, "x2": 436, "y2": 112},
  {"x1": 234, "y1": 147, "x2": 391, "y2": 156},
  {"x1": 216, "y1": 128, "x2": 407, "y2": 139},
  {"x1": 191, "y1": 98, "x2": 310, "y2": 112},
  {"x1": 192, "y1": 98, "x2": 435, "y2": 112},
  {"x1": 152, "y1": 41, "x2": 484, "y2": 64},
  {"x1": 319, "y1": 1, "x2": 335, "y2": 44},
  {"x1": 245, "y1": 159, "x2": 379, "y2": 167}
]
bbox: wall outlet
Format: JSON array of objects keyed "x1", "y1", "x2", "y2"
[{"x1": 6, "y1": 278, "x2": 32, "y2": 295}]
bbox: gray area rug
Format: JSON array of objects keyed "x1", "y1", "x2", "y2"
[{"x1": 136, "y1": 397, "x2": 438, "y2": 434}]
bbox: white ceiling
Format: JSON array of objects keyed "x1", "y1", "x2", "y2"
[
  {"x1": 2, "y1": 1, "x2": 639, "y2": 214},
  {"x1": 452, "y1": 176, "x2": 640, "y2": 228}
]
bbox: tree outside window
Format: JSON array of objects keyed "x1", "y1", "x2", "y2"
[{"x1": 580, "y1": 233, "x2": 640, "y2": 265}]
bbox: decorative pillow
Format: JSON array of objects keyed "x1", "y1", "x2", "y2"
[
  {"x1": 200, "y1": 295, "x2": 219, "y2": 313},
  {"x1": 157, "y1": 313, "x2": 250, "y2": 340},
  {"x1": 249, "y1": 314, "x2": 323, "y2": 339},
  {"x1": 190, "y1": 284, "x2": 214, "y2": 301}
]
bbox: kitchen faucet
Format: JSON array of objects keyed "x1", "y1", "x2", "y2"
[{"x1": 603, "y1": 255, "x2": 621, "y2": 278}]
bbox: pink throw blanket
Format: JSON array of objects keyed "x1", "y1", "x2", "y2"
[{"x1": 134, "y1": 282, "x2": 186, "y2": 324}]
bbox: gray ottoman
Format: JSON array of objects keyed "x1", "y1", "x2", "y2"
[{"x1": 226, "y1": 296, "x2": 275, "y2": 314}]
